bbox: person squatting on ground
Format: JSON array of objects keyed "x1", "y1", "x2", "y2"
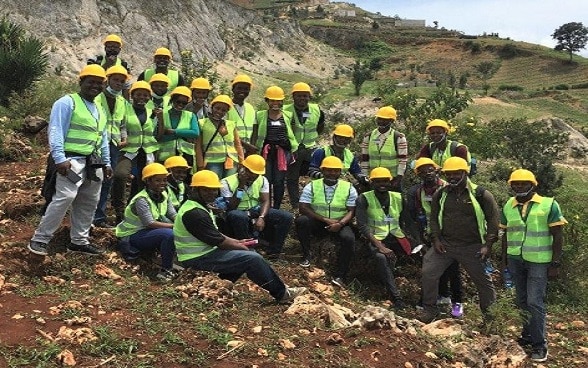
[
  {"x1": 173, "y1": 170, "x2": 307, "y2": 304},
  {"x1": 355, "y1": 167, "x2": 416, "y2": 310},
  {"x1": 251, "y1": 86, "x2": 298, "y2": 210},
  {"x1": 164, "y1": 156, "x2": 191, "y2": 211},
  {"x1": 500, "y1": 169, "x2": 567, "y2": 363},
  {"x1": 406, "y1": 157, "x2": 464, "y2": 317},
  {"x1": 419, "y1": 157, "x2": 500, "y2": 324},
  {"x1": 111, "y1": 81, "x2": 159, "y2": 223},
  {"x1": 115, "y1": 163, "x2": 177, "y2": 282},
  {"x1": 360, "y1": 106, "x2": 408, "y2": 192},
  {"x1": 283, "y1": 82, "x2": 325, "y2": 209},
  {"x1": 220, "y1": 154, "x2": 293, "y2": 260},
  {"x1": 295, "y1": 156, "x2": 357, "y2": 288},
  {"x1": 29, "y1": 65, "x2": 111, "y2": 256}
]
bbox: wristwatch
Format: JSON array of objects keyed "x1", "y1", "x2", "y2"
[{"x1": 550, "y1": 261, "x2": 561, "y2": 268}]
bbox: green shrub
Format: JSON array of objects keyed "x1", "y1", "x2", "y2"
[
  {"x1": 570, "y1": 82, "x2": 588, "y2": 89},
  {"x1": 553, "y1": 84, "x2": 569, "y2": 90},
  {"x1": 497, "y1": 85, "x2": 524, "y2": 91}
]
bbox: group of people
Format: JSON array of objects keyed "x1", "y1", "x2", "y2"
[{"x1": 27, "y1": 34, "x2": 566, "y2": 363}]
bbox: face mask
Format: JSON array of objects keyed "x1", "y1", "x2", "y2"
[
  {"x1": 106, "y1": 86, "x2": 122, "y2": 96},
  {"x1": 378, "y1": 122, "x2": 392, "y2": 132},
  {"x1": 152, "y1": 92, "x2": 165, "y2": 99},
  {"x1": 514, "y1": 186, "x2": 534, "y2": 199},
  {"x1": 448, "y1": 173, "x2": 465, "y2": 187},
  {"x1": 323, "y1": 178, "x2": 338, "y2": 186}
]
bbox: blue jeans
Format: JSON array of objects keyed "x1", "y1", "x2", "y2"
[
  {"x1": 205, "y1": 162, "x2": 236, "y2": 180},
  {"x1": 226, "y1": 208, "x2": 293, "y2": 255},
  {"x1": 508, "y1": 256, "x2": 549, "y2": 349},
  {"x1": 129, "y1": 228, "x2": 175, "y2": 270},
  {"x1": 94, "y1": 143, "x2": 119, "y2": 223},
  {"x1": 182, "y1": 248, "x2": 286, "y2": 301}
]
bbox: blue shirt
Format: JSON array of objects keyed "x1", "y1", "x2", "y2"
[
  {"x1": 308, "y1": 147, "x2": 362, "y2": 178},
  {"x1": 49, "y1": 95, "x2": 110, "y2": 166}
]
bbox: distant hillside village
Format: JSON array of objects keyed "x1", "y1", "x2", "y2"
[{"x1": 229, "y1": 0, "x2": 427, "y2": 29}]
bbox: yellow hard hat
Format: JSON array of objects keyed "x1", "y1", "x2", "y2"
[
  {"x1": 508, "y1": 169, "x2": 538, "y2": 186},
  {"x1": 291, "y1": 82, "x2": 312, "y2": 94},
  {"x1": 333, "y1": 124, "x2": 354, "y2": 138},
  {"x1": 129, "y1": 81, "x2": 152, "y2": 95},
  {"x1": 264, "y1": 86, "x2": 285, "y2": 100},
  {"x1": 170, "y1": 86, "x2": 192, "y2": 102},
  {"x1": 164, "y1": 156, "x2": 191, "y2": 169},
  {"x1": 191, "y1": 170, "x2": 222, "y2": 188},
  {"x1": 375, "y1": 106, "x2": 397, "y2": 120},
  {"x1": 142, "y1": 163, "x2": 168, "y2": 181},
  {"x1": 369, "y1": 167, "x2": 393, "y2": 180},
  {"x1": 211, "y1": 94, "x2": 233, "y2": 108},
  {"x1": 154, "y1": 47, "x2": 172, "y2": 58},
  {"x1": 105, "y1": 65, "x2": 129, "y2": 79},
  {"x1": 242, "y1": 154, "x2": 266, "y2": 175},
  {"x1": 79, "y1": 64, "x2": 106, "y2": 80},
  {"x1": 320, "y1": 156, "x2": 344, "y2": 169},
  {"x1": 190, "y1": 77, "x2": 212, "y2": 90},
  {"x1": 426, "y1": 119, "x2": 450, "y2": 132},
  {"x1": 103, "y1": 34, "x2": 122, "y2": 46},
  {"x1": 414, "y1": 157, "x2": 439, "y2": 173},
  {"x1": 148, "y1": 73, "x2": 170, "y2": 85},
  {"x1": 231, "y1": 74, "x2": 253, "y2": 86},
  {"x1": 442, "y1": 157, "x2": 470, "y2": 173}
]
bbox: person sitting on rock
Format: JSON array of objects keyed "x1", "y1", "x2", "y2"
[
  {"x1": 164, "y1": 156, "x2": 191, "y2": 210},
  {"x1": 295, "y1": 156, "x2": 357, "y2": 288},
  {"x1": 220, "y1": 154, "x2": 293, "y2": 260}
]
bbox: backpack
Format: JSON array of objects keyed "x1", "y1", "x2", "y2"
[{"x1": 448, "y1": 141, "x2": 477, "y2": 177}]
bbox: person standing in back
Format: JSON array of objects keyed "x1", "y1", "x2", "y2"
[
  {"x1": 87, "y1": 34, "x2": 131, "y2": 99},
  {"x1": 28, "y1": 65, "x2": 111, "y2": 256},
  {"x1": 138, "y1": 47, "x2": 185, "y2": 93},
  {"x1": 417, "y1": 119, "x2": 472, "y2": 170},
  {"x1": 227, "y1": 74, "x2": 258, "y2": 155}
]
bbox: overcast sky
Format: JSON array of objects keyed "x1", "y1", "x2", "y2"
[{"x1": 354, "y1": 0, "x2": 588, "y2": 57}]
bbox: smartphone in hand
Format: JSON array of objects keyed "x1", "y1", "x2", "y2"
[{"x1": 65, "y1": 168, "x2": 82, "y2": 184}]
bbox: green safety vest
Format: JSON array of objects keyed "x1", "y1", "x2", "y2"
[
  {"x1": 227, "y1": 102, "x2": 256, "y2": 144},
  {"x1": 283, "y1": 103, "x2": 321, "y2": 148},
  {"x1": 323, "y1": 145, "x2": 354, "y2": 174},
  {"x1": 199, "y1": 118, "x2": 239, "y2": 163},
  {"x1": 146, "y1": 96, "x2": 170, "y2": 110},
  {"x1": 367, "y1": 128, "x2": 398, "y2": 173},
  {"x1": 121, "y1": 104, "x2": 159, "y2": 154},
  {"x1": 115, "y1": 190, "x2": 170, "y2": 237},
  {"x1": 158, "y1": 109, "x2": 195, "y2": 161},
  {"x1": 417, "y1": 180, "x2": 446, "y2": 234},
  {"x1": 364, "y1": 190, "x2": 405, "y2": 240},
  {"x1": 503, "y1": 196, "x2": 555, "y2": 263},
  {"x1": 64, "y1": 93, "x2": 107, "y2": 155},
  {"x1": 144, "y1": 69, "x2": 180, "y2": 93},
  {"x1": 438, "y1": 181, "x2": 487, "y2": 244},
  {"x1": 429, "y1": 140, "x2": 472, "y2": 168},
  {"x1": 255, "y1": 110, "x2": 298, "y2": 152},
  {"x1": 96, "y1": 92, "x2": 126, "y2": 145},
  {"x1": 224, "y1": 173, "x2": 263, "y2": 210},
  {"x1": 174, "y1": 200, "x2": 218, "y2": 261},
  {"x1": 310, "y1": 179, "x2": 351, "y2": 220},
  {"x1": 167, "y1": 182, "x2": 185, "y2": 209}
]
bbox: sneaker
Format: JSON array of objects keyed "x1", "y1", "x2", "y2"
[
  {"x1": 436, "y1": 296, "x2": 452, "y2": 305},
  {"x1": 156, "y1": 269, "x2": 177, "y2": 283},
  {"x1": 331, "y1": 277, "x2": 345, "y2": 288},
  {"x1": 93, "y1": 221, "x2": 114, "y2": 229},
  {"x1": 530, "y1": 347, "x2": 548, "y2": 362},
  {"x1": 299, "y1": 258, "x2": 311, "y2": 268},
  {"x1": 28, "y1": 241, "x2": 48, "y2": 256},
  {"x1": 67, "y1": 243, "x2": 104, "y2": 256},
  {"x1": 278, "y1": 286, "x2": 308, "y2": 304},
  {"x1": 451, "y1": 303, "x2": 464, "y2": 318},
  {"x1": 418, "y1": 306, "x2": 440, "y2": 324},
  {"x1": 171, "y1": 263, "x2": 185, "y2": 272},
  {"x1": 516, "y1": 337, "x2": 533, "y2": 349},
  {"x1": 411, "y1": 244, "x2": 424, "y2": 254}
]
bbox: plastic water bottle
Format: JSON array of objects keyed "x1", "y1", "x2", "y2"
[
  {"x1": 503, "y1": 268, "x2": 514, "y2": 289},
  {"x1": 484, "y1": 259, "x2": 495, "y2": 275}
]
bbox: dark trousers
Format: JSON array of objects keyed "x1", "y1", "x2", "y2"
[
  {"x1": 265, "y1": 147, "x2": 288, "y2": 210},
  {"x1": 226, "y1": 208, "x2": 293, "y2": 255},
  {"x1": 286, "y1": 146, "x2": 312, "y2": 208},
  {"x1": 295, "y1": 215, "x2": 355, "y2": 278},
  {"x1": 439, "y1": 260, "x2": 463, "y2": 303},
  {"x1": 367, "y1": 235, "x2": 405, "y2": 301}
]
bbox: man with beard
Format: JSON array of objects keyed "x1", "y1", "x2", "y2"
[
  {"x1": 138, "y1": 47, "x2": 185, "y2": 93},
  {"x1": 308, "y1": 124, "x2": 369, "y2": 188},
  {"x1": 174, "y1": 170, "x2": 307, "y2": 304},
  {"x1": 283, "y1": 82, "x2": 325, "y2": 210},
  {"x1": 227, "y1": 74, "x2": 258, "y2": 155},
  {"x1": 407, "y1": 158, "x2": 464, "y2": 318},
  {"x1": 355, "y1": 167, "x2": 415, "y2": 310},
  {"x1": 87, "y1": 34, "x2": 131, "y2": 99},
  {"x1": 417, "y1": 119, "x2": 473, "y2": 174},
  {"x1": 29, "y1": 65, "x2": 112, "y2": 256},
  {"x1": 500, "y1": 169, "x2": 566, "y2": 363},
  {"x1": 295, "y1": 157, "x2": 357, "y2": 288},
  {"x1": 360, "y1": 106, "x2": 408, "y2": 192},
  {"x1": 419, "y1": 157, "x2": 499, "y2": 324},
  {"x1": 220, "y1": 154, "x2": 293, "y2": 260}
]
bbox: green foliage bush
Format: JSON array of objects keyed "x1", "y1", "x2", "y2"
[
  {"x1": 552, "y1": 84, "x2": 569, "y2": 90},
  {"x1": 497, "y1": 85, "x2": 524, "y2": 91}
]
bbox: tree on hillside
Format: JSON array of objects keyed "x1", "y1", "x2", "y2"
[
  {"x1": 474, "y1": 61, "x2": 499, "y2": 95},
  {"x1": 351, "y1": 59, "x2": 372, "y2": 96},
  {"x1": 551, "y1": 22, "x2": 588, "y2": 62},
  {"x1": 0, "y1": 17, "x2": 48, "y2": 107}
]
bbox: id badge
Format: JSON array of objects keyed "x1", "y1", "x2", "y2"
[
  {"x1": 423, "y1": 194, "x2": 432, "y2": 202},
  {"x1": 302, "y1": 112, "x2": 311, "y2": 118}
]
